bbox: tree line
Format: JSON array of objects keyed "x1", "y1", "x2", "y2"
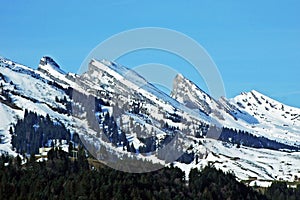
[{"x1": 1, "y1": 150, "x2": 299, "y2": 200}]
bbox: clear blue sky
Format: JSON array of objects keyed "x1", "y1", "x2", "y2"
[{"x1": 1, "y1": 1, "x2": 300, "y2": 107}]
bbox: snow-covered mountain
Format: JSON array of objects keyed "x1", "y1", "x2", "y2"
[
  {"x1": 172, "y1": 74, "x2": 300, "y2": 148},
  {"x1": 0, "y1": 55, "x2": 300, "y2": 185}
]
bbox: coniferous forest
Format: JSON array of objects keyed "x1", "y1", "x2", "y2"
[{"x1": 0, "y1": 151, "x2": 300, "y2": 200}]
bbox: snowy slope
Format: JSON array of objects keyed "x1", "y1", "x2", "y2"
[
  {"x1": 0, "y1": 103, "x2": 21, "y2": 156},
  {"x1": 87, "y1": 59, "x2": 210, "y2": 128},
  {"x1": 230, "y1": 90, "x2": 300, "y2": 145},
  {"x1": 89, "y1": 59, "x2": 211, "y2": 123},
  {"x1": 174, "y1": 138, "x2": 300, "y2": 184}
]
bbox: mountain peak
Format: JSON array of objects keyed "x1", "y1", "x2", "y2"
[
  {"x1": 171, "y1": 73, "x2": 218, "y2": 116},
  {"x1": 38, "y1": 56, "x2": 66, "y2": 75},
  {"x1": 239, "y1": 90, "x2": 274, "y2": 104},
  {"x1": 250, "y1": 89, "x2": 263, "y2": 96},
  {"x1": 174, "y1": 73, "x2": 184, "y2": 80}
]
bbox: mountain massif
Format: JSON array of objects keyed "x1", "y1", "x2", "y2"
[{"x1": 0, "y1": 55, "x2": 299, "y2": 187}]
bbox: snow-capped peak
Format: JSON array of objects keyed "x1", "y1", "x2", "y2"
[
  {"x1": 36, "y1": 56, "x2": 77, "y2": 88},
  {"x1": 174, "y1": 73, "x2": 184, "y2": 81},
  {"x1": 38, "y1": 56, "x2": 66, "y2": 75},
  {"x1": 171, "y1": 73, "x2": 217, "y2": 116},
  {"x1": 233, "y1": 89, "x2": 300, "y2": 113},
  {"x1": 172, "y1": 73, "x2": 210, "y2": 99}
]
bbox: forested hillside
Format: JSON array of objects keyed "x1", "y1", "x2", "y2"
[{"x1": 1, "y1": 152, "x2": 299, "y2": 199}]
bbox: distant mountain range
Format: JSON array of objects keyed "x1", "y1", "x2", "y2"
[{"x1": 0, "y1": 55, "x2": 299, "y2": 186}]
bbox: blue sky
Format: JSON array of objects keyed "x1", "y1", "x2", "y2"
[{"x1": 0, "y1": 1, "x2": 300, "y2": 107}]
